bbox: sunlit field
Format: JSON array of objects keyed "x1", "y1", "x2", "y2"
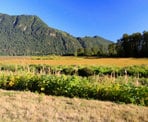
[
  {"x1": 0, "y1": 89, "x2": 147, "y2": 122},
  {"x1": 0, "y1": 56, "x2": 148, "y2": 66},
  {"x1": 0, "y1": 56, "x2": 148, "y2": 121}
]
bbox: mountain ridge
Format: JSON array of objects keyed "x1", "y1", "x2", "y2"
[{"x1": 0, "y1": 13, "x2": 112, "y2": 56}]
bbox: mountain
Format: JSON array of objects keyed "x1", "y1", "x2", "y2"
[{"x1": 0, "y1": 13, "x2": 112, "y2": 56}]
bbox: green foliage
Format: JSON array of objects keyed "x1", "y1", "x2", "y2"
[
  {"x1": 108, "y1": 43, "x2": 117, "y2": 56},
  {"x1": 123, "y1": 65, "x2": 148, "y2": 77},
  {"x1": 0, "y1": 64, "x2": 17, "y2": 72},
  {"x1": 0, "y1": 64, "x2": 148, "y2": 106},
  {"x1": 0, "y1": 13, "x2": 112, "y2": 56},
  {"x1": 93, "y1": 66, "x2": 116, "y2": 75},
  {"x1": 78, "y1": 67, "x2": 94, "y2": 77},
  {"x1": 116, "y1": 31, "x2": 148, "y2": 57},
  {"x1": 62, "y1": 66, "x2": 77, "y2": 75},
  {"x1": 97, "y1": 83, "x2": 147, "y2": 105},
  {"x1": 77, "y1": 36, "x2": 112, "y2": 56},
  {"x1": 138, "y1": 78, "x2": 148, "y2": 86},
  {"x1": 0, "y1": 72, "x2": 147, "y2": 106},
  {"x1": 0, "y1": 64, "x2": 147, "y2": 78}
]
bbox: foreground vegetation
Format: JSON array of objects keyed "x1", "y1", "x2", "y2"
[
  {"x1": 0, "y1": 89, "x2": 147, "y2": 122},
  {"x1": 0, "y1": 64, "x2": 147, "y2": 106}
]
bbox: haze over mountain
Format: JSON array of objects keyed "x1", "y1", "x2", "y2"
[{"x1": 0, "y1": 13, "x2": 112, "y2": 56}]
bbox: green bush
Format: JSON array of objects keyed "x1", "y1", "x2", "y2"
[
  {"x1": 123, "y1": 65, "x2": 148, "y2": 77},
  {"x1": 0, "y1": 64, "x2": 148, "y2": 78},
  {"x1": 0, "y1": 64, "x2": 147, "y2": 106},
  {"x1": 138, "y1": 78, "x2": 148, "y2": 86},
  {"x1": 78, "y1": 67, "x2": 94, "y2": 77},
  {"x1": 0, "y1": 73, "x2": 147, "y2": 106},
  {"x1": 62, "y1": 67, "x2": 77, "y2": 75},
  {"x1": 0, "y1": 64, "x2": 17, "y2": 72}
]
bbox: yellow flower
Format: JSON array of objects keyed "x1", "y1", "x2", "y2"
[{"x1": 9, "y1": 81, "x2": 14, "y2": 87}]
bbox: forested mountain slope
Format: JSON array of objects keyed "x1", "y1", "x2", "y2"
[{"x1": 0, "y1": 13, "x2": 112, "y2": 56}]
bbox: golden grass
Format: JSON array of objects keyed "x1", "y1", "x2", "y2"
[
  {"x1": 0, "y1": 56, "x2": 148, "y2": 66},
  {"x1": 0, "y1": 89, "x2": 147, "y2": 122}
]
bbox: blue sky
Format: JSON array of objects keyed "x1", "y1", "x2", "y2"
[{"x1": 0, "y1": 0, "x2": 148, "y2": 41}]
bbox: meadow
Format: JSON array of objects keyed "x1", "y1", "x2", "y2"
[
  {"x1": 0, "y1": 56, "x2": 148, "y2": 66},
  {"x1": 0, "y1": 56, "x2": 148, "y2": 121}
]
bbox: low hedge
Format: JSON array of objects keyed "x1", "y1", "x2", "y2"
[
  {"x1": 0, "y1": 64, "x2": 147, "y2": 77},
  {"x1": 0, "y1": 74, "x2": 147, "y2": 106}
]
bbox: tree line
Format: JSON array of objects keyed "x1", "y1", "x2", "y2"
[
  {"x1": 108, "y1": 31, "x2": 148, "y2": 57},
  {"x1": 75, "y1": 31, "x2": 148, "y2": 57}
]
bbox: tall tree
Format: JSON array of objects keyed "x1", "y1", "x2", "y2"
[
  {"x1": 117, "y1": 33, "x2": 130, "y2": 57},
  {"x1": 130, "y1": 32, "x2": 142, "y2": 57},
  {"x1": 108, "y1": 43, "x2": 117, "y2": 56},
  {"x1": 141, "y1": 31, "x2": 148, "y2": 57},
  {"x1": 116, "y1": 31, "x2": 148, "y2": 57}
]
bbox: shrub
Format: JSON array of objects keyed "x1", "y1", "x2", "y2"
[
  {"x1": 62, "y1": 66, "x2": 77, "y2": 75},
  {"x1": 0, "y1": 64, "x2": 148, "y2": 106},
  {"x1": 78, "y1": 67, "x2": 94, "y2": 77}
]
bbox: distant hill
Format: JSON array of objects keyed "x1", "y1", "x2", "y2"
[{"x1": 0, "y1": 13, "x2": 112, "y2": 56}]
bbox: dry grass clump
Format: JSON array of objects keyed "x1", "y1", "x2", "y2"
[{"x1": 0, "y1": 89, "x2": 147, "y2": 122}]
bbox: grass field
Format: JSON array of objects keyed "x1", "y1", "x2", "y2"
[
  {"x1": 0, "y1": 89, "x2": 147, "y2": 122},
  {"x1": 0, "y1": 56, "x2": 148, "y2": 66},
  {"x1": 0, "y1": 56, "x2": 147, "y2": 121}
]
